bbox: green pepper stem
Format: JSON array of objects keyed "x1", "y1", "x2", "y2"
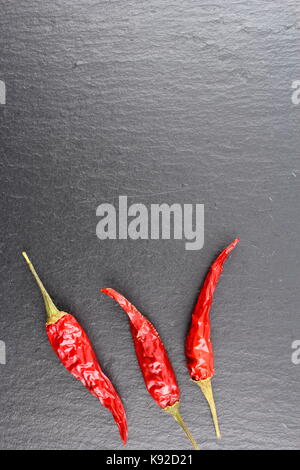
[
  {"x1": 164, "y1": 401, "x2": 200, "y2": 450},
  {"x1": 196, "y1": 378, "x2": 221, "y2": 438},
  {"x1": 22, "y1": 252, "x2": 64, "y2": 325}
]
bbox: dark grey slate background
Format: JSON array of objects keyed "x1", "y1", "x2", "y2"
[{"x1": 0, "y1": 0, "x2": 299, "y2": 450}]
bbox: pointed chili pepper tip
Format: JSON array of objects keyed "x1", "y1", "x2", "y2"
[
  {"x1": 228, "y1": 237, "x2": 240, "y2": 250},
  {"x1": 219, "y1": 238, "x2": 240, "y2": 261},
  {"x1": 101, "y1": 288, "x2": 112, "y2": 300},
  {"x1": 100, "y1": 288, "x2": 118, "y2": 300},
  {"x1": 120, "y1": 428, "x2": 128, "y2": 445}
]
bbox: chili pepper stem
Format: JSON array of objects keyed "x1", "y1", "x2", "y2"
[
  {"x1": 164, "y1": 401, "x2": 200, "y2": 450},
  {"x1": 22, "y1": 252, "x2": 65, "y2": 325},
  {"x1": 195, "y1": 378, "x2": 221, "y2": 438}
]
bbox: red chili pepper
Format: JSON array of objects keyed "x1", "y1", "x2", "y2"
[
  {"x1": 185, "y1": 238, "x2": 240, "y2": 438},
  {"x1": 101, "y1": 288, "x2": 200, "y2": 450},
  {"x1": 22, "y1": 253, "x2": 128, "y2": 444}
]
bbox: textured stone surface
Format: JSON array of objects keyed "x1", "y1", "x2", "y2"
[{"x1": 0, "y1": 0, "x2": 300, "y2": 450}]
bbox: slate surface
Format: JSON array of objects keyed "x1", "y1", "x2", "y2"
[{"x1": 0, "y1": 0, "x2": 300, "y2": 450}]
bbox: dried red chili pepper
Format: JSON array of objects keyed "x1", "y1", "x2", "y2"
[
  {"x1": 185, "y1": 238, "x2": 240, "y2": 438},
  {"x1": 101, "y1": 288, "x2": 200, "y2": 450},
  {"x1": 22, "y1": 252, "x2": 128, "y2": 444}
]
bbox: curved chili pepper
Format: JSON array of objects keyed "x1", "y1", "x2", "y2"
[
  {"x1": 101, "y1": 288, "x2": 200, "y2": 450},
  {"x1": 22, "y1": 253, "x2": 128, "y2": 444},
  {"x1": 185, "y1": 238, "x2": 240, "y2": 438}
]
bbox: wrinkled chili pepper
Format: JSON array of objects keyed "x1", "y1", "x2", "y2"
[
  {"x1": 22, "y1": 253, "x2": 128, "y2": 444},
  {"x1": 101, "y1": 288, "x2": 200, "y2": 450},
  {"x1": 185, "y1": 238, "x2": 240, "y2": 438}
]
